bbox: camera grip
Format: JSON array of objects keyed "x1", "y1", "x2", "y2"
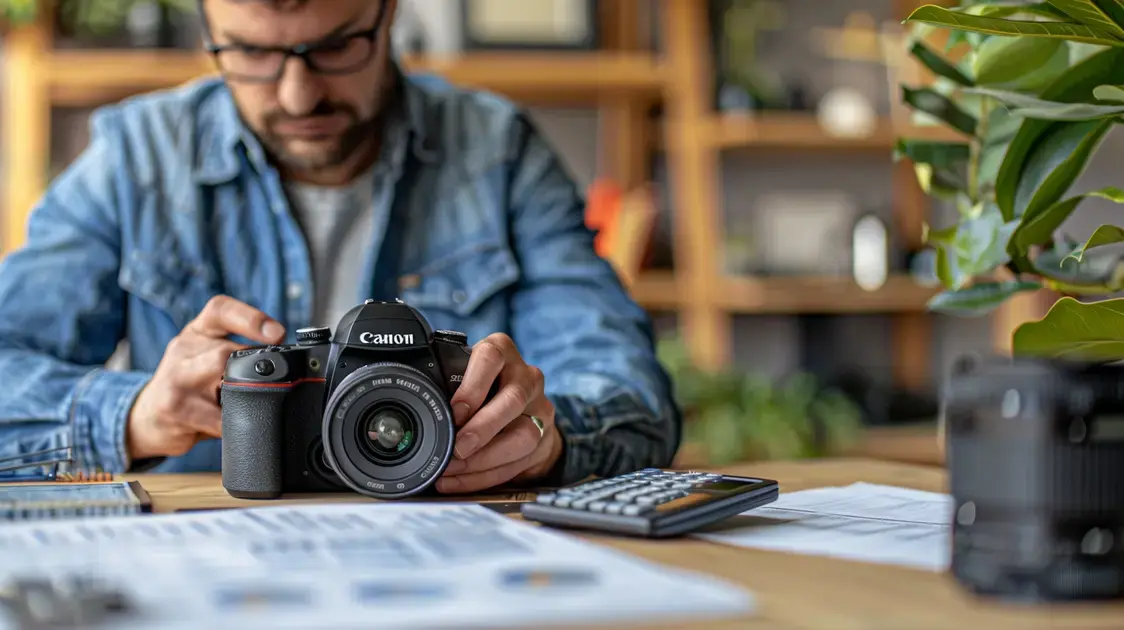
[{"x1": 220, "y1": 385, "x2": 286, "y2": 499}]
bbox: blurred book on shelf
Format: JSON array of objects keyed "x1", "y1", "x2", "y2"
[{"x1": 585, "y1": 179, "x2": 658, "y2": 288}]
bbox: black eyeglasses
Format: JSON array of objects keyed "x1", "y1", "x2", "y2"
[{"x1": 204, "y1": 2, "x2": 388, "y2": 83}]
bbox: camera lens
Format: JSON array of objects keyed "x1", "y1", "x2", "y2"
[
  {"x1": 321, "y1": 362, "x2": 455, "y2": 500},
  {"x1": 358, "y1": 405, "x2": 418, "y2": 463}
]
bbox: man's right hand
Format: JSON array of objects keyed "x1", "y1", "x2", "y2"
[{"x1": 126, "y1": 295, "x2": 286, "y2": 461}]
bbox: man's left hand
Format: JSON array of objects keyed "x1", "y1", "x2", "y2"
[{"x1": 437, "y1": 333, "x2": 563, "y2": 494}]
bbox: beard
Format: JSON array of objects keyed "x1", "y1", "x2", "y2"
[{"x1": 256, "y1": 100, "x2": 380, "y2": 171}]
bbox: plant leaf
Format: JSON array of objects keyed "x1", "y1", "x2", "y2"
[
  {"x1": 1091, "y1": 0, "x2": 1124, "y2": 28},
  {"x1": 894, "y1": 139, "x2": 970, "y2": 197},
  {"x1": 971, "y1": 2, "x2": 1074, "y2": 20},
  {"x1": 938, "y1": 203, "x2": 1020, "y2": 288},
  {"x1": 928, "y1": 280, "x2": 1043, "y2": 315},
  {"x1": 909, "y1": 40, "x2": 975, "y2": 86},
  {"x1": 1010, "y1": 186, "x2": 1124, "y2": 253},
  {"x1": 901, "y1": 86, "x2": 979, "y2": 135},
  {"x1": 1045, "y1": 0, "x2": 1124, "y2": 38},
  {"x1": 1033, "y1": 243, "x2": 1124, "y2": 289},
  {"x1": 1012, "y1": 296, "x2": 1124, "y2": 360},
  {"x1": 996, "y1": 47, "x2": 1124, "y2": 220},
  {"x1": 967, "y1": 86, "x2": 1124, "y2": 119},
  {"x1": 1015, "y1": 117, "x2": 1115, "y2": 220},
  {"x1": 973, "y1": 36, "x2": 1070, "y2": 90},
  {"x1": 904, "y1": 5, "x2": 1124, "y2": 45},
  {"x1": 1093, "y1": 83, "x2": 1124, "y2": 100},
  {"x1": 1067, "y1": 224, "x2": 1124, "y2": 260}
]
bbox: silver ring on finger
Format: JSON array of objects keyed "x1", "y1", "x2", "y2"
[{"x1": 525, "y1": 414, "x2": 545, "y2": 438}]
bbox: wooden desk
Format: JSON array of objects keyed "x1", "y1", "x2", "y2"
[{"x1": 125, "y1": 458, "x2": 1124, "y2": 630}]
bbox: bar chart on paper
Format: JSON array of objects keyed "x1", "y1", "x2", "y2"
[{"x1": 694, "y1": 483, "x2": 954, "y2": 571}]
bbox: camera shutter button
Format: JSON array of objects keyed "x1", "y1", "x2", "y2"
[
  {"x1": 296, "y1": 327, "x2": 332, "y2": 345},
  {"x1": 254, "y1": 360, "x2": 276, "y2": 376},
  {"x1": 434, "y1": 330, "x2": 468, "y2": 345}
]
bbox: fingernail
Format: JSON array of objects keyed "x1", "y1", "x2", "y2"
[
  {"x1": 444, "y1": 459, "x2": 466, "y2": 475},
  {"x1": 262, "y1": 321, "x2": 285, "y2": 340},
  {"x1": 453, "y1": 402, "x2": 470, "y2": 426},
  {"x1": 455, "y1": 432, "x2": 479, "y2": 460}
]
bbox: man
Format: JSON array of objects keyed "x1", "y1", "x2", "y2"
[{"x1": 0, "y1": 0, "x2": 681, "y2": 493}]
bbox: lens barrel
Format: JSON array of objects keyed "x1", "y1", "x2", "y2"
[
  {"x1": 321, "y1": 362, "x2": 455, "y2": 499},
  {"x1": 945, "y1": 360, "x2": 1124, "y2": 602}
]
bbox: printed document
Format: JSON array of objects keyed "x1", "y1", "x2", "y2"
[
  {"x1": 0, "y1": 502, "x2": 753, "y2": 630},
  {"x1": 694, "y1": 482, "x2": 952, "y2": 571}
]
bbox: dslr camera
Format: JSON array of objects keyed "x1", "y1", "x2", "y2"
[
  {"x1": 942, "y1": 355, "x2": 1124, "y2": 602},
  {"x1": 219, "y1": 299, "x2": 492, "y2": 500}
]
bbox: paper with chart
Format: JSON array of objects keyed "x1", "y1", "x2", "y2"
[
  {"x1": 695, "y1": 482, "x2": 953, "y2": 571},
  {"x1": 0, "y1": 502, "x2": 754, "y2": 630}
]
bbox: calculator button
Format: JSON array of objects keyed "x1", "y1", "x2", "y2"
[
  {"x1": 553, "y1": 496, "x2": 574, "y2": 508},
  {"x1": 604, "y1": 502, "x2": 626, "y2": 515},
  {"x1": 588, "y1": 501, "x2": 608, "y2": 513},
  {"x1": 621, "y1": 505, "x2": 645, "y2": 516}
]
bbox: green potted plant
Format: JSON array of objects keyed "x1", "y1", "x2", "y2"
[
  {"x1": 896, "y1": 0, "x2": 1124, "y2": 361},
  {"x1": 657, "y1": 336, "x2": 864, "y2": 467},
  {"x1": 1, "y1": 0, "x2": 196, "y2": 48}
]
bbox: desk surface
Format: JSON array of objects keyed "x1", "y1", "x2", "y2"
[{"x1": 125, "y1": 458, "x2": 1124, "y2": 630}]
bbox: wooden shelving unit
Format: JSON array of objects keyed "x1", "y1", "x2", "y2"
[{"x1": 1, "y1": 0, "x2": 976, "y2": 394}]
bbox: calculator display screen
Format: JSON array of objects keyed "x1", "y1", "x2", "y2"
[{"x1": 698, "y1": 480, "x2": 758, "y2": 493}]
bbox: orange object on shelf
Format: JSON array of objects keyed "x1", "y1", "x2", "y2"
[
  {"x1": 585, "y1": 178, "x2": 658, "y2": 287},
  {"x1": 585, "y1": 178, "x2": 624, "y2": 258}
]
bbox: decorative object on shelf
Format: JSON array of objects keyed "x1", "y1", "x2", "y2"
[
  {"x1": 710, "y1": 0, "x2": 787, "y2": 113},
  {"x1": 811, "y1": 10, "x2": 905, "y2": 135},
  {"x1": 753, "y1": 191, "x2": 857, "y2": 276},
  {"x1": 659, "y1": 336, "x2": 864, "y2": 467},
  {"x1": 899, "y1": 1, "x2": 1124, "y2": 358},
  {"x1": 906, "y1": 249, "x2": 941, "y2": 288},
  {"x1": 459, "y1": 0, "x2": 597, "y2": 51},
  {"x1": 392, "y1": 0, "x2": 429, "y2": 57},
  {"x1": 816, "y1": 87, "x2": 877, "y2": 139},
  {"x1": 584, "y1": 180, "x2": 658, "y2": 289},
  {"x1": 851, "y1": 214, "x2": 889, "y2": 292},
  {"x1": 785, "y1": 81, "x2": 813, "y2": 112}
]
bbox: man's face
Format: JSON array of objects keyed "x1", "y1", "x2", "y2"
[{"x1": 202, "y1": 0, "x2": 397, "y2": 174}]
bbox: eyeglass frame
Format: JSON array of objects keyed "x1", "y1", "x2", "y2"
[{"x1": 202, "y1": 1, "x2": 390, "y2": 83}]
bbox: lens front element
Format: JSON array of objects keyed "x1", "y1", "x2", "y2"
[{"x1": 361, "y1": 405, "x2": 417, "y2": 463}]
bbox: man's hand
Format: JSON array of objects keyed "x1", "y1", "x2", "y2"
[
  {"x1": 126, "y1": 296, "x2": 285, "y2": 461},
  {"x1": 437, "y1": 333, "x2": 563, "y2": 494}
]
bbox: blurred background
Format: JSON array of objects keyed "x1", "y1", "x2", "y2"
[{"x1": 1, "y1": 0, "x2": 1114, "y2": 471}]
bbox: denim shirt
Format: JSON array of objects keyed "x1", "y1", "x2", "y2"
[{"x1": 0, "y1": 70, "x2": 681, "y2": 486}]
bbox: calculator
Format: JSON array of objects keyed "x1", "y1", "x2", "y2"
[{"x1": 520, "y1": 468, "x2": 779, "y2": 538}]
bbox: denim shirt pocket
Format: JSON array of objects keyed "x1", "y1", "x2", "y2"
[
  {"x1": 399, "y1": 239, "x2": 521, "y2": 334},
  {"x1": 118, "y1": 250, "x2": 217, "y2": 331}
]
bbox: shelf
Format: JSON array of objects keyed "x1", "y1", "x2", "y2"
[
  {"x1": 716, "y1": 274, "x2": 939, "y2": 314},
  {"x1": 43, "y1": 49, "x2": 667, "y2": 108},
  {"x1": 701, "y1": 112, "x2": 966, "y2": 152},
  {"x1": 628, "y1": 272, "x2": 939, "y2": 315},
  {"x1": 628, "y1": 270, "x2": 679, "y2": 310}
]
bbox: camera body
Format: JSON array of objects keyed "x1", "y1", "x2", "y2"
[
  {"x1": 943, "y1": 355, "x2": 1124, "y2": 602},
  {"x1": 220, "y1": 299, "x2": 487, "y2": 500}
]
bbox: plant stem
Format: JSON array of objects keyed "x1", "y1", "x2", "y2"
[{"x1": 968, "y1": 97, "x2": 991, "y2": 203}]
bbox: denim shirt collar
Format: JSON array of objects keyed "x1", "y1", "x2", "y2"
[{"x1": 192, "y1": 60, "x2": 441, "y2": 186}]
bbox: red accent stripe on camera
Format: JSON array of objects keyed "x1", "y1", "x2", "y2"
[{"x1": 222, "y1": 378, "x2": 326, "y2": 388}]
